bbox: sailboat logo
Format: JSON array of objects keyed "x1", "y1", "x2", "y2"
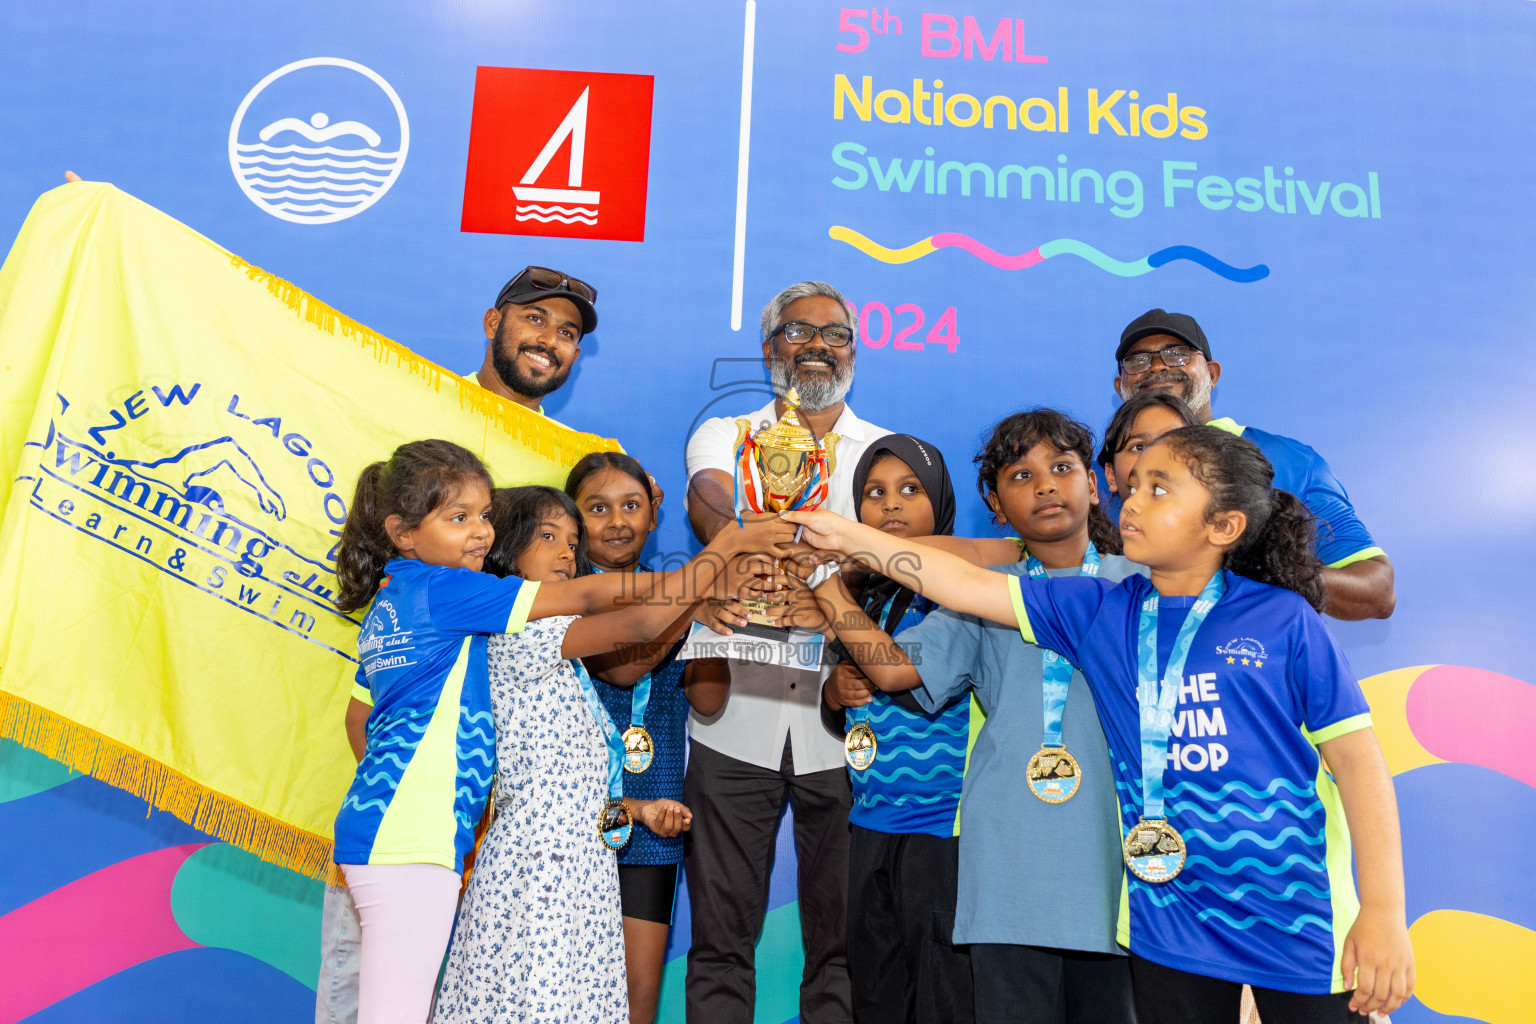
[
  {"x1": 460, "y1": 67, "x2": 654, "y2": 242},
  {"x1": 228, "y1": 57, "x2": 409, "y2": 225},
  {"x1": 513, "y1": 89, "x2": 599, "y2": 227}
]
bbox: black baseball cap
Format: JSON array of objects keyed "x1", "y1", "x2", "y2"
[
  {"x1": 494, "y1": 265, "x2": 598, "y2": 336},
  {"x1": 1116, "y1": 309, "x2": 1211, "y2": 364}
]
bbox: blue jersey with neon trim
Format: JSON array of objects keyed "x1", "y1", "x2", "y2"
[
  {"x1": 333, "y1": 558, "x2": 538, "y2": 872},
  {"x1": 1012, "y1": 571, "x2": 1372, "y2": 994},
  {"x1": 845, "y1": 596, "x2": 970, "y2": 838},
  {"x1": 1208, "y1": 419, "x2": 1382, "y2": 568}
]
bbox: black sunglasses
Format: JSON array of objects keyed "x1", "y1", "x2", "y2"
[{"x1": 497, "y1": 265, "x2": 598, "y2": 306}]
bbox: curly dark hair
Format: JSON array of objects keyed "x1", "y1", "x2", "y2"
[
  {"x1": 1154, "y1": 426, "x2": 1326, "y2": 612},
  {"x1": 974, "y1": 408, "x2": 1121, "y2": 556},
  {"x1": 484, "y1": 485, "x2": 593, "y2": 580},
  {"x1": 335, "y1": 440, "x2": 493, "y2": 612},
  {"x1": 1098, "y1": 392, "x2": 1200, "y2": 471}
]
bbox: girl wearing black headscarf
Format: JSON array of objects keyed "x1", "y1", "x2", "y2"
[{"x1": 799, "y1": 433, "x2": 975, "y2": 1024}]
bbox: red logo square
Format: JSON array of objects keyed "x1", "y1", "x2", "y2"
[{"x1": 461, "y1": 67, "x2": 654, "y2": 242}]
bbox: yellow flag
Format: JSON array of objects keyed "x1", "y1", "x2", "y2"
[{"x1": 0, "y1": 183, "x2": 619, "y2": 877}]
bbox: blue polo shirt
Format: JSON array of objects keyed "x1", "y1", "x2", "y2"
[{"x1": 1207, "y1": 419, "x2": 1383, "y2": 569}]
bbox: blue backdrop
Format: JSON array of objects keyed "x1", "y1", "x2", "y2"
[{"x1": 2, "y1": 2, "x2": 1533, "y2": 1021}]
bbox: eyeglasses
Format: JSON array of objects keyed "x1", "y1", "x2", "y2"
[
  {"x1": 770, "y1": 321, "x2": 855, "y2": 348},
  {"x1": 1120, "y1": 345, "x2": 1197, "y2": 375},
  {"x1": 497, "y1": 265, "x2": 598, "y2": 306}
]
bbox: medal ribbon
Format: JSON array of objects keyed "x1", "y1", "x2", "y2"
[
  {"x1": 1025, "y1": 545, "x2": 1101, "y2": 748},
  {"x1": 844, "y1": 594, "x2": 901, "y2": 734},
  {"x1": 570, "y1": 660, "x2": 626, "y2": 805},
  {"x1": 1135, "y1": 571, "x2": 1227, "y2": 820},
  {"x1": 591, "y1": 565, "x2": 652, "y2": 732}
]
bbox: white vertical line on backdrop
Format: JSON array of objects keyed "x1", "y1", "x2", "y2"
[{"x1": 730, "y1": 0, "x2": 757, "y2": 331}]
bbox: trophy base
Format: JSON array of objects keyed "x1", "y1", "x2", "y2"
[{"x1": 730, "y1": 618, "x2": 797, "y2": 642}]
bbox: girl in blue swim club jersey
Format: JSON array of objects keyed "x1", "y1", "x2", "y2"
[
  {"x1": 786, "y1": 425, "x2": 1413, "y2": 1024},
  {"x1": 329, "y1": 439, "x2": 786, "y2": 1024}
]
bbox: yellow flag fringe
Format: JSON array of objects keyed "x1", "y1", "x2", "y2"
[
  {"x1": 230, "y1": 255, "x2": 621, "y2": 470},
  {"x1": 0, "y1": 691, "x2": 335, "y2": 879}
]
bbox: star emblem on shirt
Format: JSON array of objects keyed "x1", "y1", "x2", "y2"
[
  {"x1": 1241, "y1": 657, "x2": 1251, "y2": 665},
  {"x1": 1226, "y1": 656, "x2": 1235, "y2": 664},
  {"x1": 1254, "y1": 659, "x2": 1264, "y2": 668}
]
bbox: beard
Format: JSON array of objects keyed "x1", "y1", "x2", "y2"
[
  {"x1": 769, "y1": 349, "x2": 854, "y2": 412},
  {"x1": 492, "y1": 327, "x2": 573, "y2": 400},
  {"x1": 1121, "y1": 369, "x2": 1213, "y2": 413}
]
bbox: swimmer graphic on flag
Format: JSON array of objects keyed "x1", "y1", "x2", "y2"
[{"x1": 0, "y1": 181, "x2": 621, "y2": 876}]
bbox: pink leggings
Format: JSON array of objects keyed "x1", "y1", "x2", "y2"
[{"x1": 340, "y1": 863, "x2": 462, "y2": 1024}]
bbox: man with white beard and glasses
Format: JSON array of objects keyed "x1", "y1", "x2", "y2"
[
  {"x1": 1112, "y1": 308, "x2": 1396, "y2": 620},
  {"x1": 682, "y1": 281, "x2": 889, "y2": 1024}
]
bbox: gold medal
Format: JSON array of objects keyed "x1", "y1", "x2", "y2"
[
  {"x1": 1026, "y1": 745, "x2": 1082, "y2": 803},
  {"x1": 1123, "y1": 818, "x2": 1187, "y2": 883},
  {"x1": 597, "y1": 798, "x2": 633, "y2": 851},
  {"x1": 622, "y1": 725, "x2": 654, "y2": 774},
  {"x1": 844, "y1": 722, "x2": 877, "y2": 771}
]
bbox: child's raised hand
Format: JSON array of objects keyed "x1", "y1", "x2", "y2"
[
  {"x1": 633, "y1": 798, "x2": 692, "y2": 838},
  {"x1": 779, "y1": 509, "x2": 853, "y2": 553},
  {"x1": 1340, "y1": 905, "x2": 1415, "y2": 1015},
  {"x1": 719, "y1": 511, "x2": 798, "y2": 556}
]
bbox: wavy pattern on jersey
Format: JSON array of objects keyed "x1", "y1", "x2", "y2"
[
  {"x1": 860, "y1": 762, "x2": 964, "y2": 785},
  {"x1": 1165, "y1": 796, "x2": 1323, "y2": 822},
  {"x1": 856, "y1": 787, "x2": 963, "y2": 807},
  {"x1": 1164, "y1": 778, "x2": 1317, "y2": 802},
  {"x1": 865, "y1": 703, "x2": 968, "y2": 728},
  {"x1": 1184, "y1": 852, "x2": 1326, "y2": 876},
  {"x1": 1197, "y1": 907, "x2": 1331, "y2": 934},
  {"x1": 828, "y1": 226, "x2": 1270, "y2": 282},
  {"x1": 340, "y1": 794, "x2": 390, "y2": 814},
  {"x1": 1141, "y1": 885, "x2": 1182, "y2": 908},
  {"x1": 359, "y1": 751, "x2": 413, "y2": 773},
  {"x1": 868, "y1": 741, "x2": 969, "y2": 763},
  {"x1": 1183, "y1": 825, "x2": 1325, "y2": 851},
  {"x1": 1175, "y1": 877, "x2": 1331, "y2": 903},
  {"x1": 354, "y1": 770, "x2": 404, "y2": 789}
]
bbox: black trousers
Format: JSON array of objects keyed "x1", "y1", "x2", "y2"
[
  {"x1": 847, "y1": 826, "x2": 974, "y2": 1024},
  {"x1": 683, "y1": 738, "x2": 853, "y2": 1024},
  {"x1": 970, "y1": 943, "x2": 1135, "y2": 1024},
  {"x1": 1129, "y1": 952, "x2": 1356, "y2": 1024}
]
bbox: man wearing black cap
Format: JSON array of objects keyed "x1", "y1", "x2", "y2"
[
  {"x1": 315, "y1": 264, "x2": 602, "y2": 1024},
  {"x1": 1112, "y1": 309, "x2": 1396, "y2": 620},
  {"x1": 472, "y1": 264, "x2": 599, "y2": 413}
]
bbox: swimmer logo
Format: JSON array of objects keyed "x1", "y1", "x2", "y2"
[
  {"x1": 461, "y1": 67, "x2": 655, "y2": 242},
  {"x1": 229, "y1": 57, "x2": 409, "y2": 225}
]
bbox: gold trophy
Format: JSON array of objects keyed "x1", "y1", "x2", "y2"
[{"x1": 730, "y1": 388, "x2": 839, "y2": 639}]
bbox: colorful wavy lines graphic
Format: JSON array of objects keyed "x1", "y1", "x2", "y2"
[{"x1": 828, "y1": 226, "x2": 1270, "y2": 282}]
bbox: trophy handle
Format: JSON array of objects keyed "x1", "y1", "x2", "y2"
[
  {"x1": 733, "y1": 419, "x2": 752, "y2": 454},
  {"x1": 822, "y1": 432, "x2": 842, "y2": 478}
]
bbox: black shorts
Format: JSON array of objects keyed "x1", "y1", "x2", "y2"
[
  {"x1": 1129, "y1": 952, "x2": 1356, "y2": 1024},
  {"x1": 618, "y1": 863, "x2": 680, "y2": 925}
]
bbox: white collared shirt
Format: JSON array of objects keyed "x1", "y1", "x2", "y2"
[{"x1": 684, "y1": 399, "x2": 890, "y2": 774}]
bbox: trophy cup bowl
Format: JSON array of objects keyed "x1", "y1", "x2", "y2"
[{"x1": 730, "y1": 388, "x2": 839, "y2": 640}]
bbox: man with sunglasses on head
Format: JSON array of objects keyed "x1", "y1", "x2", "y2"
[
  {"x1": 471, "y1": 265, "x2": 599, "y2": 414},
  {"x1": 1112, "y1": 308, "x2": 1396, "y2": 620},
  {"x1": 682, "y1": 281, "x2": 890, "y2": 1024},
  {"x1": 314, "y1": 264, "x2": 601, "y2": 1024}
]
